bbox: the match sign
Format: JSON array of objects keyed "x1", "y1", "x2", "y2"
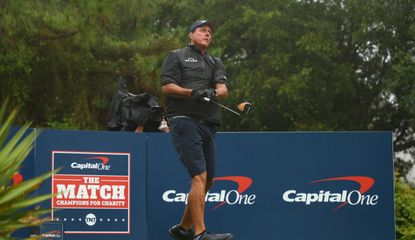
[{"x1": 51, "y1": 151, "x2": 130, "y2": 234}]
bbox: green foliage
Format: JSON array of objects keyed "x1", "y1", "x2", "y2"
[
  {"x1": 2, "y1": 0, "x2": 412, "y2": 147},
  {"x1": 0, "y1": 0, "x2": 172, "y2": 129},
  {"x1": 0, "y1": 100, "x2": 56, "y2": 239},
  {"x1": 395, "y1": 176, "x2": 415, "y2": 240},
  {"x1": 0, "y1": 0, "x2": 413, "y2": 152}
]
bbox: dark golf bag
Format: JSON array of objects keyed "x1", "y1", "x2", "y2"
[{"x1": 107, "y1": 76, "x2": 164, "y2": 132}]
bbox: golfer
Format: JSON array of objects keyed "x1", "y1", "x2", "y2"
[{"x1": 160, "y1": 20, "x2": 233, "y2": 240}]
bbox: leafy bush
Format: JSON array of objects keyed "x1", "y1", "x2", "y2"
[
  {"x1": 0, "y1": 101, "x2": 54, "y2": 239},
  {"x1": 395, "y1": 175, "x2": 415, "y2": 240}
]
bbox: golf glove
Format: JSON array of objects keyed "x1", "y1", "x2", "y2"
[
  {"x1": 191, "y1": 88, "x2": 216, "y2": 102},
  {"x1": 191, "y1": 89, "x2": 207, "y2": 102},
  {"x1": 204, "y1": 88, "x2": 217, "y2": 100}
]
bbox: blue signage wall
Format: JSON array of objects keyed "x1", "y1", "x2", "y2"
[
  {"x1": 16, "y1": 130, "x2": 394, "y2": 240},
  {"x1": 147, "y1": 132, "x2": 395, "y2": 240}
]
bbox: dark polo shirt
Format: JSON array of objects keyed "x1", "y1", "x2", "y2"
[{"x1": 160, "y1": 45, "x2": 227, "y2": 125}]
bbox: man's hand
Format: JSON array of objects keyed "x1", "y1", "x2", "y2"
[
  {"x1": 191, "y1": 88, "x2": 216, "y2": 102},
  {"x1": 204, "y1": 88, "x2": 216, "y2": 100},
  {"x1": 191, "y1": 89, "x2": 207, "y2": 102}
]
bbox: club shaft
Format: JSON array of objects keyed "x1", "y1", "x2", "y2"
[{"x1": 204, "y1": 97, "x2": 240, "y2": 116}]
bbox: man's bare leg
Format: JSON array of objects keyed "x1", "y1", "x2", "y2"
[{"x1": 180, "y1": 177, "x2": 214, "y2": 231}]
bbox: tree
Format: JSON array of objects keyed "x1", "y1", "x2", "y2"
[
  {"x1": 0, "y1": 0, "x2": 177, "y2": 129},
  {"x1": 1, "y1": 0, "x2": 415, "y2": 165}
]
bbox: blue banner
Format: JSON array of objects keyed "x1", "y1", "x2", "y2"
[
  {"x1": 13, "y1": 130, "x2": 394, "y2": 240},
  {"x1": 147, "y1": 132, "x2": 395, "y2": 240}
]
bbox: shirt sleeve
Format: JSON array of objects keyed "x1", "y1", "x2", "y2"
[
  {"x1": 212, "y1": 57, "x2": 228, "y2": 85},
  {"x1": 160, "y1": 52, "x2": 181, "y2": 86}
]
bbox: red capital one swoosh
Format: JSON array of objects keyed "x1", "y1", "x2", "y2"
[
  {"x1": 212, "y1": 176, "x2": 253, "y2": 209},
  {"x1": 85, "y1": 156, "x2": 109, "y2": 165}
]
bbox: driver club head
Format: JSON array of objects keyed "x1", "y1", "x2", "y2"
[{"x1": 237, "y1": 101, "x2": 252, "y2": 115}]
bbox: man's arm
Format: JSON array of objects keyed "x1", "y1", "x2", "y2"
[
  {"x1": 214, "y1": 83, "x2": 228, "y2": 100},
  {"x1": 211, "y1": 56, "x2": 228, "y2": 101},
  {"x1": 160, "y1": 52, "x2": 185, "y2": 97},
  {"x1": 162, "y1": 83, "x2": 192, "y2": 98},
  {"x1": 162, "y1": 82, "x2": 227, "y2": 101}
]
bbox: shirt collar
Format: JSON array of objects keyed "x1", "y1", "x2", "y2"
[{"x1": 187, "y1": 44, "x2": 208, "y2": 56}]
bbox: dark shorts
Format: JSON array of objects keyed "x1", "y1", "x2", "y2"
[{"x1": 169, "y1": 116, "x2": 217, "y2": 179}]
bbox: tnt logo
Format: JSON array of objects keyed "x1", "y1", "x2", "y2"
[{"x1": 85, "y1": 213, "x2": 97, "y2": 226}]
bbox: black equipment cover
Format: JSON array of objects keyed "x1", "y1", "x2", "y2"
[{"x1": 108, "y1": 76, "x2": 164, "y2": 131}]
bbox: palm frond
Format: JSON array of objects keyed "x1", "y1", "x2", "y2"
[{"x1": 0, "y1": 101, "x2": 55, "y2": 238}]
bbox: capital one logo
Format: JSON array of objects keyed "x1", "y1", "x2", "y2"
[
  {"x1": 162, "y1": 176, "x2": 256, "y2": 209},
  {"x1": 41, "y1": 230, "x2": 62, "y2": 238},
  {"x1": 70, "y1": 156, "x2": 111, "y2": 171},
  {"x1": 282, "y1": 176, "x2": 379, "y2": 210}
]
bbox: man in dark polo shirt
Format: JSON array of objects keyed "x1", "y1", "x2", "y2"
[{"x1": 160, "y1": 20, "x2": 233, "y2": 240}]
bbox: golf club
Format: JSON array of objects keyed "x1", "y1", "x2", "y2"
[{"x1": 203, "y1": 97, "x2": 252, "y2": 117}]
